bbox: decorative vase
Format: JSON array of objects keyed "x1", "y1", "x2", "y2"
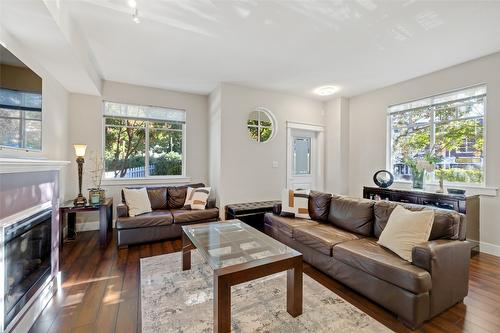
[
  {"x1": 89, "y1": 188, "x2": 105, "y2": 205},
  {"x1": 412, "y1": 169, "x2": 424, "y2": 189}
]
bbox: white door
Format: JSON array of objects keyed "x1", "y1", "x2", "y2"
[{"x1": 287, "y1": 124, "x2": 324, "y2": 191}]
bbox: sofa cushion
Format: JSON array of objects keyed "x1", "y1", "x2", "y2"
[
  {"x1": 308, "y1": 191, "x2": 332, "y2": 222},
  {"x1": 263, "y1": 214, "x2": 318, "y2": 238},
  {"x1": 378, "y1": 205, "x2": 434, "y2": 262},
  {"x1": 374, "y1": 201, "x2": 462, "y2": 240},
  {"x1": 294, "y1": 223, "x2": 360, "y2": 256},
  {"x1": 332, "y1": 238, "x2": 432, "y2": 294},
  {"x1": 328, "y1": 196, "x2": 374, "y2": 236},
  {"x1": 116, "y1": 210, "x2": 173, "y2": 230},
  {"x1": 122, "y1": 188, "x2": 152, "y2": 217},
  {"x1": 146, "y1": 187, "x2": 168, "y2": 210},
  {"x1": 167, "y1": 183, "x2": 205, "y2": 209},
  {"x1": 171, "y1": 208, "x2": 219, "y2": 224},
  {"x1": 183, "y1": 187, "x2": 211, "y2": 210}
]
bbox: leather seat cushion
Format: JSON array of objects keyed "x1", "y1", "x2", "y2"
[
  {"x1": 332, "y1": 238, "x2": 432, "y2": 294},
  {"x1": 171, "y1": 208, "x2": 219, "y2": 224},
  {"x1": 116, "y1": 210, "x2": 173, "y2": 230},
  {"x1": 263, "y1": 214, "x2": 318, "y2": 238},
  {"x1": 374, "y1": 200, "x2": 462, "y2": 240},
  {"x1": 294, "y1": 224, "x2": 360, "y2": 256}
]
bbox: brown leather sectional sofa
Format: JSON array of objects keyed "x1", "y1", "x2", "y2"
[
  {"x1": 264, "y1": 191, "x2": 470, "y2": 329},
  {"x1": 116, "y1": 183, "x2": 219, "y2": 247}
]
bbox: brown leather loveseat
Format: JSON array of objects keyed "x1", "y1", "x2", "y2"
[
  {"x1": 116, "y1": 183, "x2": 219, "y2": 247},
  {"x1": 264, "y1": 191, "x2": 470, "y2": 329}
]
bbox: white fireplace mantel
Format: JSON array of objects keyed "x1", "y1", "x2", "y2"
[{"x1": 0, "y1": 158, "x2": 70, "y2": 174}]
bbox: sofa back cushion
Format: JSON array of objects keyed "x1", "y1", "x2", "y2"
[
  {"x1": 147, "y1": 187, "x2": 168, "y2": 210},
  {"x1": 328, "y1": 196, "x2": 374, "y2": 236},
  {"x1": 167, "y1": 183, "x2": 205, "y2": 209},
  {"x1": 308, "y1": 191, "x2": 332, "y2": 222},
  {"x1": 374, "y1": 200, "x2": 464, "y2": 240}
]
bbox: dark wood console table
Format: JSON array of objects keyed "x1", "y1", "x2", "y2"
[
  {"x1": 59, "y1": 198, "x2": 113, "y2": 250},
  {"x1": 363, "y1": 186, "x2": 479, "y2": 252}
]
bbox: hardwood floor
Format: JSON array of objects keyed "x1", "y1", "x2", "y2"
[{"x1": 29, "y1": 230, "x2": 500, "y2": 333}]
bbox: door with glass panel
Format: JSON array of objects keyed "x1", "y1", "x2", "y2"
[{"x1": 287, "y1": 129, "x2": 316, "y2": 190}]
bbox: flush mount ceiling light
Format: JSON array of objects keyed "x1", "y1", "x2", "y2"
[
  {"x1": 128, "y1": 0, "x2": 137, "y2": 8},
  {"x1": 313, "y1": 85, "x2": 340, "y2": 96}
]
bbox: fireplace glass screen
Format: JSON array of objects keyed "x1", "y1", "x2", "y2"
[{"x1": 4, "y1": 209, "x2": 51, "y2": 327}]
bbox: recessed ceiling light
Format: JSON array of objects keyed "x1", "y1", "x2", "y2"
[
  {"x1": 128, "y1": 0, "x2": 137, "y2": 8},
  {"x1": 313, "y1": 85, "x2": 339, "y2": 96},
  {"x1": 132, "y1": 8, "x2": 140, "y2": 23}
]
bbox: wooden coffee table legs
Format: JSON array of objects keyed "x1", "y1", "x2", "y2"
[
  {"x1": 213, "y1": 254, "x2": 303, "y2": 333},
  {"x1": 182, "y1": 231, "x2": 193, "y2": 271}
]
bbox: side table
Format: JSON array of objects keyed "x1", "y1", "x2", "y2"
[
  {"x1": 59, "y1": 197, "x2": 113, "y2": 249},
  {"x1": 225, "y1": 200, "x2": 281, "y2": 231}
]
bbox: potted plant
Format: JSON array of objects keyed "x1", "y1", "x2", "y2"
[
  {"x1": 403, "y1": 146, "x2": 441, "y2": 190},
  {"x1": 88, "y1": 151, "x2": 105, "y2": 205}
]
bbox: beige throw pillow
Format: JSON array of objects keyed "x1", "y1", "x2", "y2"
[
  {"x1": 123, "y1": 188, "x2": 152, "y2": 217},
  {"x1": 377, "y1": 205, "x2": 434, "y2": 262},
  {"x1": 281, "y1": 189, "x2": 310, "y2": 219},
  {"x1": 183, "y1": 187, "x2": 211, "y2": 210}
]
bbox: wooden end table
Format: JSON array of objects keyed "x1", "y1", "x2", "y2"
[
  {"x1": 59, "y1": 197, "x2": 113, "y2": 250},
  {"x1": 182, "y1": 220, "x2": 303, "y2": 333}
]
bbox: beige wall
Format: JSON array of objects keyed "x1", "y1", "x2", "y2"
[
  {"x1": 0, "y1": 33, "x2": 71, "y2": 201},
  {"x1": 0, "y1": 64, "x2": 42, "y2": 92},
  {"x1": 348, "y1": 52, "x2": 500, "y2": 255},
  {"x1": 66, "y1": 81, "x2": 210, "y2": 229},
  {"x1": 214, "y1": 83, "x2": 325, "y2": 215}
]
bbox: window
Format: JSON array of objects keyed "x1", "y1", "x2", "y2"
[
  {"x1": 0, "y1": 88, "x2": 42, "y2": 150},
  {"x1": 103, "y1": 101, "x2": 186, "y2": 178},
  {"x1": 247, "y1": 107, "x2": 276, "y2": 143},
  {"x1": 293, "y1": 136, "x2": 311, "y2": 175},
  {"x1": 389, "y1": 85, "x2": 485, "y2": 184}
]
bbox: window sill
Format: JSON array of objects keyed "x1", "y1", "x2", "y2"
[
  {"x1": 101, "y1": 176, "x2": 192, "y2": 187},
  {"x1": 392, "y1": 180, "x2": 497, "y2": 197}
]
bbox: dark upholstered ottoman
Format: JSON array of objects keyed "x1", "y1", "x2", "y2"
[{"x1": 225, "y1": 200, "x2": 281, "y2": 231}]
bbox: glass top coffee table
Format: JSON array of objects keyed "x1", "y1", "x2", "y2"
[{"x1": 182, "y1": 220, "x2": 303, "y2": 332}]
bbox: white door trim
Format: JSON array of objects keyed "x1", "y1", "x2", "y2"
[{"x1": 286, "y1": 122, "x2": 325, "y2": 191}]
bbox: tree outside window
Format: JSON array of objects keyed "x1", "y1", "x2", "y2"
[
  {"x1": 389, "y1": 86, "x2": 485, "y2": 184},
  {"x1": 103, "y1": 102, "x2": 185, "y2": 178}
]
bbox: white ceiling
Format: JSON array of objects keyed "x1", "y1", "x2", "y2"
[{"x1": 3, "y1": 0, "x2": 500, "y2": 99}]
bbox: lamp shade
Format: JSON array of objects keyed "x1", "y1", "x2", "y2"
[{"x1": 73, "y1": 144, "x2": 87, "y2": 157}]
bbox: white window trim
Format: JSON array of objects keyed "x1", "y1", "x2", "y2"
[
  {"x1": 387, "y1": 84, "x2": 488, "y2": 187},
  {"x1": 101, "y1": 101, "x2": 187, "y2": 181}
]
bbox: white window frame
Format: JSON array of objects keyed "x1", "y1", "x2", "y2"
[
  {"x1": 102, "y1": 101, "x2": 187, "y2": 181},
  {"x1": 387, "y1": 84, "x2": 487, "y2": 187}
]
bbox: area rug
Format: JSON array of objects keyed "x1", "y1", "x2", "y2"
[{"x1": 141, "y1": 251, "x2": 392, "y2": 333}]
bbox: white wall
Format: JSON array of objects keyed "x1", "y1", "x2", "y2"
[
  {"x1": 66, "y1": 81, "x2": 210, "y2": 229},
  {"x1": 208, "y1": 85, "x2": 222, "y2": 206},
  {"x1": 324, "y1": 97, "x2": 349, "y2": 195},
  {"x1": 348, "y1": 52, "x2": 500, "y2": 255},
  {"x1": 215, "y1": 83, "x2": 325, "y2": 215}
]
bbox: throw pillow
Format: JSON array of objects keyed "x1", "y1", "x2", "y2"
[
  {"x1": 377, "y1": 205, "x2": 435, "y2": 262},
  {"x1": 281, "y1": 188, "x2": 310, "y2": 219},
  {"x1": 183, "y1": 187, "x2": 211, "y2": 210},
  {"x1": 123, "y1": 188, "x2": 152, "y2": 217}
]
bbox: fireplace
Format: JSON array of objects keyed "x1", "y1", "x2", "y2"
[{"x1": 3, "y1": 209, "x2": 52, "y2": 328}]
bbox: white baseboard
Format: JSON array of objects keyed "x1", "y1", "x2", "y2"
[{"x1": 479, "y1": 241, "x2": 500, "y2": 257}]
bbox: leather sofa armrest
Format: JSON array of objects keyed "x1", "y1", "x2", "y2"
[
  {"x1": 412, "y1": 239, "x2": 470, "y2": 316},
  {"x1": 117, "y1": 203, "x2": 129, "y2": 218},
  {"x1": 273, "y1": 203, "x2": 282, "y2": 215},
  {"x1": 206, "y1": 198, "x2": 217, "y2": 209}
]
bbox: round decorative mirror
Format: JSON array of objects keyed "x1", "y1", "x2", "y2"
[
  {"x1": 247, "y1": 107, "x2": 276, "y2": 143},
  {"x1": 373, "y1": 170, "x2": 394, "y2": 188}
]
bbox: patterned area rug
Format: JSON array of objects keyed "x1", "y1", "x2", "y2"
[{"x1": 141, "y1": 251, "x2": 392, "y2": 333}]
